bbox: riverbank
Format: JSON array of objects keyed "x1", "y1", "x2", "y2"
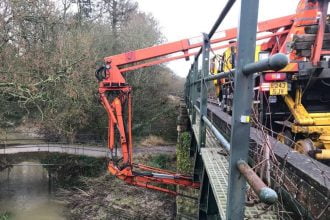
[
  {"x1": 58, "y1": 173, "x2": 175, "y2": 219},
  {"x1": 0, "y1": 147, "x2": 177, "y2": 219},
  {"x1": 56, "y1": 153, "x2": 177, "y2": 219}
]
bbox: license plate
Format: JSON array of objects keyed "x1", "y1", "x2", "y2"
[{"x1": 270, "y1": 82, "x2": 288, "y2": 95}]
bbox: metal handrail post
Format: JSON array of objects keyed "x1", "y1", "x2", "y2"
[
  {"x1": 186, "y1": 69, "x2": 192, "y2": 110},
  {"x1": 226, "y1": 0, "x2": 260, "y2": 219},
  {"x1": 190, "y1": 67, "x2": 194, "y2": 111},
  {"x1": 198, "y1": 33, "x2": 210, "y2": 151},
  {"x1": 191, "y1": 61, "x2": 198, "y2": 124}
]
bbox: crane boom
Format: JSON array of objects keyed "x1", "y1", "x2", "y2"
[{"x1": 96, "y1": 8, "x2": 301, "y2": 195}]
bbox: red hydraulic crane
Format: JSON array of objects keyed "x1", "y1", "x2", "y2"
[{"x1": 95, "y1": 12, "x2": 297, "y2": 194}]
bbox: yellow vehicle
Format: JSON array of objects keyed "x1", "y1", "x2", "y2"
[
  {"x1": 210, "y1": 42, "x2": 330, "y2": 160},
  {"x1": 210, "y1": 42, "x2": 236, "y2": 113},
  {"x1": 211, "y1": 43, "x2": 261, "y2": 113}
]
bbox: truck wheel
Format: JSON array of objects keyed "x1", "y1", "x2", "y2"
[{"x1": 294, "y1": 138, "x2": 315, "y2": 155}]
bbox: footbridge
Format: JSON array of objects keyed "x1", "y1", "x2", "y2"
[{"x1": 0, "y1": 144, "x2": 174, "y2": 158}]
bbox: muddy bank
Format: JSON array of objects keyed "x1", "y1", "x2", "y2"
[
  {"x1": 57, "y1": 153, "x2": 177, "y2": 220},
  {"x1": 58, "y1": 174, "x2": 175, "y2": 220}
]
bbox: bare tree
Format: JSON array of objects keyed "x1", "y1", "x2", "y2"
[{"x1": 0, "y1": 0, "x2": 181, "y2": 142}]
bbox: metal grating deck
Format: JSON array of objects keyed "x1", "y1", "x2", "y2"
[{"x1": 201, "y1": 148, "x2": 278, "y2": 219}]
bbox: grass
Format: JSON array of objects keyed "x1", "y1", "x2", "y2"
[
  {"x1": 149, "y1": 154, "x2": 175, "y2": 170},
  {"x1": 0, "y1": 212, "x2": 12, "y2": 220},
  {"x1": 139, "y1": 135, "x2": 169, "y2": 147},
  {"x1": 0, "y1": 131, "x2": 45, "y2": 147}
]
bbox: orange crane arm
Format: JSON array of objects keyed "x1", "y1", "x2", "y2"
[
  {"x1": 104, "y1": 14, "x2": 294, "y2": 73},
  {"x1": 97, "y1": 12, "x2": 299, "y2": 195}
]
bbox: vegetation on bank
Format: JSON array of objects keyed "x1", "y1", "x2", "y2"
[
  {"x1": 146, "y1": 153, "x2": 176, "y2": 171},
  {"x1": 47, "y1": 152, "x2": 177, "y2": 219},
  {"x1": 0, "y1": 212, "x2": 11, "y2": 220},
  {"x1": 40, "y1": 153, "x2": 107, "y2": 187},
  {"x1": 176, "y1": 132, "x2": 193, "y2": 174},
  {"x1": 59, "y1": 173, "x2": 176, "y2": 220},
  {"x1": 176, "y1": 132, "x2": 198, "y2": 218},
  {"x1": 0, "y1": 0, "x2": 184, "y2": 143}
]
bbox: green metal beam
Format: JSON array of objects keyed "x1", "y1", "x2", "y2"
[
  {"x1": 226, "y1": 0, "x2": 260, "y2": 219},
  {"x1": 198, "y1": 33, "x2": 210, "y2": 150}
]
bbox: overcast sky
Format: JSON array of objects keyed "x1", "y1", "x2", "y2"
[{"x1": 136, "y1": 0, "x2": 300, "y2": 77}]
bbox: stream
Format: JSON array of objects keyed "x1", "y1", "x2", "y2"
[{"x1": 0, "y1": 161, "x2": 66, "y2": 220}]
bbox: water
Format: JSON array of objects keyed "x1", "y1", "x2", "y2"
[{"x1": 0, "y1": 161, "x2": 66, "y2": 220}]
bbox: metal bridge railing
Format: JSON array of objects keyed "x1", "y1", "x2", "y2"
[{"x1": 184, "y1": 0, "x2": 288, "y2": 219}]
